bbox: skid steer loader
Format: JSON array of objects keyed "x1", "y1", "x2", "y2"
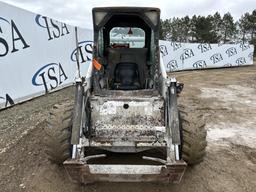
[{"x1": 43, "y1": 7, "x2": 207, "y2": 183}]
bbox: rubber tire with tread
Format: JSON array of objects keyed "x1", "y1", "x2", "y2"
[
  {"x1": 179, "y1": 107, "x2": 207, "y2": 165},
  {"x1": 43, "y1": 101, "x2": 73, "y2": 165}
]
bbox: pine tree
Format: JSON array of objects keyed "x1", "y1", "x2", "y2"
[
  {"x1": 194, "y1": 16, "x2": 218, "y2": 43},
  {"x1": 212, "y1": 12, "x2": 222, "y2": 41},
  {"x1": 221, "y1": 13, "x2": 236, "y2": 43},
  {"x1": 239, "y1": 13, "x2": 251, "y2": 42},
  {"x1": 248, "y1": 9, "x2": 256, "y2": 40},
  {"x1": 181, "y1": 16, "x2": 190, "y2": 42},
  {"x1": 190, "y1": 15, "x2": 198, "y2": 42}
]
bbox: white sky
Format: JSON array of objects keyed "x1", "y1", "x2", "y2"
[{"x1": 0, "y1": 0, "x2": 255, "y2": 28}]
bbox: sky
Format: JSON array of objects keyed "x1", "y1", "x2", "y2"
[{"x1": 0, "y1": 0, "x2": 255, "y2": 28}]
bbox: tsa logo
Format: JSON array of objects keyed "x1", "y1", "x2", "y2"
[
  {"x1": 225, "y1": 47, "x2": 237, "y2": 57},
  {"x1": 0, "y1": 94, "x2": 14, "y2": 108},
  {"x1": 239, "y1": 42, "x2": 250, "y2": 51},
  {"x1": 0, "y1": 17, "x2": 30, "y2": 57},
  {"x1": 248, "y1": 52, "x2": 253, "y2": 60},
  {"x1": 160, "y1": 45, "x2": 168, "y2": 56},
  {"x1": 236, "y1": 57, "x2": 246, "y2": 65},
  {"x1": 193, "y1": 60, "x2": 207, "y2": 69},
  {"x1": 35, "y1": 15, "x2": 70, "y2": 41},
  {"x1": 198, "y1": 43, "x2": 212, "y2": 53},
  {"x1": 166, "y1": 60, "x2": 178, "y2": 71},
  {"x1": 180, "y1": 48, "x2": 194, "y2": 64},
  {"x1": 71, "y1": 41, "x2": 93, "y2": 63},
  {"x1": 170, "y1": 42, "x2": 182, "y2": 51},
  {"x1": 210, "y1": 53, "x2": 223, "y2": 64},
  {"x1": 32, "y1": 63, "x2": 68, "y2": 93}
]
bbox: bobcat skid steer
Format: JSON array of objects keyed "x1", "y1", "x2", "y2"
[{"x1": 43, "y1": 7, "x2": 207, "y2": 184}]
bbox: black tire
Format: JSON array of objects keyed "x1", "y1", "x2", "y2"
[
  {"x1": 179, "y1": 107, "x2": 207, "y2": 165},
  {"x1": 43, "y1": 101, "x2": 73, "y2": 164}
]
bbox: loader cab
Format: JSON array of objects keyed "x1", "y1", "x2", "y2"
[{"x1": 92, "y1": 7, "x2": 160, "y2": 92}]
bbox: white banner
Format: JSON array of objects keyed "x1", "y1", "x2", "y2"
[
  {"x1": 0, "y1": 2, "x2": 254, "y2": 109},
  {"x1": 160, "y1": 40, "x2": 254, "y2": 72},
  {"x1": 0, "y1": 2, "x2": 93, "y2": 109}
]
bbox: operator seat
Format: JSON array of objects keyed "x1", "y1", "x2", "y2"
[
  {"x1": 107, "y1": 48, "x2": 148, "y2": 90},
  {"x1": 114, "y1": 62, "x2": 140, "y2": 90}
]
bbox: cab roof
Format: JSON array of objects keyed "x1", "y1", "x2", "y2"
[
  {"x1": 92, "y1": 7, "x2": 160, "y2": 30},
  {"x1": 92, "y1": 7, "x2": 160, "y2": 13}
]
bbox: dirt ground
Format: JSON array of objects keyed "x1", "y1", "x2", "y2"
[{"x1": 0, "y1": 64, "x2": 255, "y2": 192}]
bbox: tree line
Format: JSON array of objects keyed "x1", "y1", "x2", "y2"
[{"x1": 160, "y1": 10, "x2": 256, "y2": 53}]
